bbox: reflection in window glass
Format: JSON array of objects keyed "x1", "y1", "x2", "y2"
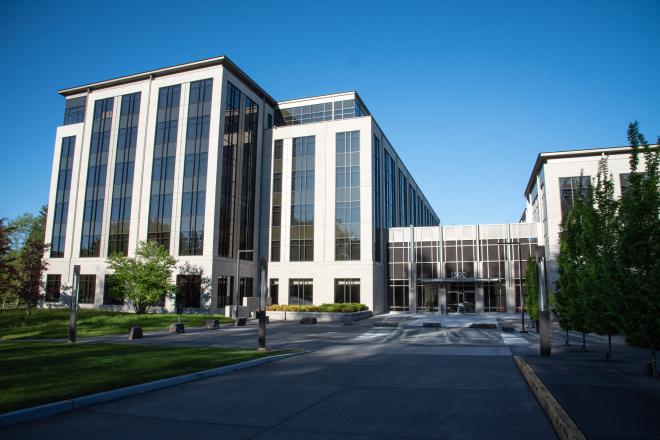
[
  {"x1": 51, "y1": 136, "x2": 75, "y2": 258},
  {"x1": 559, "y1": 176, "x2": 590, "y2": 216},
  {"x1": 334, "y1": 279, "x2": 360, "y2": 303},
  {"x1": 336, "y1": 131, "x2": 360, "y2": 260},
  {"x1": 290, "y1": 136, "x2": 315, "y2": 261},
  {"x1": 289, "y1": 279, "x2": 313, "y2": 305}
]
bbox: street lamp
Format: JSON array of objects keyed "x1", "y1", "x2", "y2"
[
  {"x1": 233, "y1": 249, "x2": 254, "y2": 319},
  {"x1": 502, "y1": 240, "x2": 527, "y2": 333}
]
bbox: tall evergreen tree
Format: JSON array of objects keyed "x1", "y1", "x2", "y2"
[
  {"x1": 524, "y1": 256, "x2": 539, "y2": 330},
  {"x1": 618, "y1": 122, "x2": 660, "y2": 374},
  {"x1": 16, "y1": 206, "x2": 49, "y2": 315},
  {"x1": 0, "y1": 218, "x2": 18, "y2": 308}
]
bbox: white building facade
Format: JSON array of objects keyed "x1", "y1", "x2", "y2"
[{"x1": 42, "y1": 57, "x2": 439, "y2": 314}]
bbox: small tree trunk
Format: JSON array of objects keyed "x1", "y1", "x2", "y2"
[{"x1": 581, "y1": 332, "x2": 587, "y2": 352}]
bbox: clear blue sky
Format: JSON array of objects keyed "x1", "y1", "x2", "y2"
[{"x1": 1, "y1": 0, "x2": 659, "y2": 225}]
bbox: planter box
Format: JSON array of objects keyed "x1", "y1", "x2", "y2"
[{"x1": 267, "y1": 310, "x2": 372, "y2": 322}]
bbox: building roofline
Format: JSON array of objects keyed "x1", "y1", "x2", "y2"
[
  {"x1": 523, "y1": 144, "x2": 659, "y2": 197},
  {"x1": 276, "y1": 90, "x2": 372, "y2": 116},
  {"x1": 57, "y1": 55, "x2": 277, "y2": 107}
]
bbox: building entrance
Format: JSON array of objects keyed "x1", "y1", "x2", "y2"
[
  {"x1": 446, "y1": 282, "x2": 475, "y2": 313},
  {"x1": 417, "y1": 284, "x2": 438, "y2": 312}
]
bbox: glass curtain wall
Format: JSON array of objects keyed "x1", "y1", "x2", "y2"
[
  {"x1": 81, "y1": 98, "x2": 113, "y2": 257},
  {"x1": 239, "y1": 96, "x2": 259, "y2": 259},
  {"x1": 270, "y1": 140, "x2": 283, "y2": 261},
  {"x1": 388, "y1": 240, "x2": 409, "y2": 310},
  {"x1": 108, "y1": 92, "x2": 141, "y2": 256},
  {"x1": 180, "y1": 79, "x2": 212, "y2": 255},
  {"x1": 51, "y1": 136, "x2": 75, "y2": 258},
  {"x1": 290, "y1": 136, "x2": 315, "y2": 261},
  {"x1": 372, "y1": 135, "x2": 381, "y2": 262},
  {"x1": 335, "y1": 131, "x2": 360, "y2": 260},
  {"x1": 148, "y1": 85, "x2": 181, "y2": 250}
]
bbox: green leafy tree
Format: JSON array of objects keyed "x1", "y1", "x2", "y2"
[
  {"x1": 585, "y1": 157, "x2": 621, "y2": 360},
  {"x1": 556, "y1": 183, "x2": 592, "y2": 351},
  {"x1": 0, "y1": 218, "x2": 18, "y2": 308},
  {"x1": 14, "y1": 206, "x2": 49, "y2": 314},
  {"x1": 524, "y1": 256, "x2": 539, "y2": 328},
  {"x1": 618, "y1": 122, "x2": 660, "y2": 374},
  {"x1": 106, "y1": 240, "x2": 178, "y2": 314}
]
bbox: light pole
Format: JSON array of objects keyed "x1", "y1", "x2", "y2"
[
  {"x1": 233, "y1": 249, "x2": 254, "y2": 319},
  {"x1": 69, "y1": 265, "x2": 80, "y2": 343},
  {"x1": 502, "y1": 240, "x2": 526, "y2": 333}
]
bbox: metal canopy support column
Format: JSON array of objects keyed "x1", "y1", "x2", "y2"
[{"x1": 409, "y1": 225, "x2": 417, "y2": 313}]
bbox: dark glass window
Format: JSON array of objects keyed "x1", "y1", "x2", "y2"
[
  {"x1": 269, "y1": 279, "x2": 279, "y2": 305},
  {"x1": 384, "y1": 152, "x2": 395, "y2": 228},
  {"x1": 79, "y1": 275, "x2": 96, "y2": 304},
  {"x1": 45, "y1": 274, "x2": 61, "y2": 302},
  {"x1": 239, "y1": 96, "x2": 259, "y2": 260},
  {"x1": 335, "y1": 131, "x2": 360, "y2": 261},
  {"x1": 240, "y1": 277, "x2": 253, "y2": 301},
  {"x1": 373, "y1": 135, "x2": 381, "y2": 262},
  {"x1": 103, "y1": 274, "x2": 124, "y2": 305},
  {"x1": 148, "y1": 85, "x2": 181, "y2": 251},
  {"x1": 271, "y1": 140, "x2": 283, "y2": 261},
  {"x1": 180, "y1": 79, "x2": 212, "y2": 256},
  {"x1": 218, "y1": 82, "x2": 241, "y2": 257},
  {"x1": 176, "y1": 274, "x2": 202, "y2": 308},
  {"x1": 81, "y1": 98, "x2": 113, "y2": 257},
  {"x1": 334, "y1": 279, "x2": 360, "y2": 303},
  {"x1": 289, "y1": 279, "x2": 313, "y2": 305},
  {"x1": 63, "y1": 96, "x2": 86, "y2": 125},
  {"x1": 267, "y1": 113, "x2": 273, "y2": 129},
  {"x1": 559, "y1": 176, "x2": 590, "y2": 216},
  {"x1": 398, "y1": 171, "x2": 407, "y2": 226},
  {"x1": 290, "y1": 136, "x2": 315, "y2": 261},
  {"x1": 51, "y1": 136, "x2": 75, "y2": 258},
  {"x1": 274, "y1": 99, "x2": 366, "y2": 127},
  {"x1": 108, "y1": 92, "x2": 141, "y2": 256},
  {"x1": 217, "y1": 275, "x2": 234, "y2": 308}
]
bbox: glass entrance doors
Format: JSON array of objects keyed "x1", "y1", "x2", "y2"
[{"x1": 446, "y1": 282, "x2": 475, "y2": 313}]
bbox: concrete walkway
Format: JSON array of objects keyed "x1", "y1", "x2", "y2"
[{"x1": 3, "y1": 316, "x2": 557, "y2": 439}]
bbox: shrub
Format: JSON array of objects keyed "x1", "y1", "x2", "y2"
[{"x1": 267, "y1": 303, "x2": 367, "y2": 313}]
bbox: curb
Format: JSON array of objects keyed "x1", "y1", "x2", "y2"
[
  {"x1": 0, "y1": 351, "x2": 303, "y2": 428},
  {"x1": 513, "y1": 356, "x2": 586, "y2": 440}
]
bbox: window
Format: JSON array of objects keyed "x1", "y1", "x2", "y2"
[
  {"x1": 79, "y1": 275, "x2": 96, "y2": 304},
  {"x1": 51, "y1": 136, "x2": 75, "y2": 257},
  {"x1": 81, "y1": 98, "x2": 113, "y2": 257},
  {"x1": 218, "y1": 82, "x2": 241, "y2": 257},
  {"x1": 176, "y1": 274, "x2": 202, "y2": 308},
  {"x1": 239, "y1": 96, "x2": 259, "y2": 260},
  {"x1": 384, "y1": 152, "x2": 395, "y2": 228},
  {"x1": 269, "y1": 279, "x2": 279, "y2": 305},
  {"x1": 45, "y1": 274, "x2": 61, "y2": 302},
  {"x1": 274, "y1": 99, "x2": 366, "y2": 127},
  {"x1": 289, "y1": 279, "x2": 313, "y2": 305},
  {"x1": 267, "y1": 113, "x2": 273, "y2": 129},
  {"x1": 217, "y1": 275, "x2": 234, "y2": 308},
  {"x1": 63, "y1": 96, "x2": 86, "y2": 125},
  {"x1": 149, "y1": 85, "x2": 181, "y2": 251},
  {"x1": 271, "y1": 140, "x2": 283, "y2": 261},
  {"x1": 290, "y1": 136, "x2": 315, "y2": 261},
  {"x1": 334, "y1": 279, "x2": 360, "y2": 303},
  {"x1": 240, "y1": 277, "x2": 253, "y2": 301},
  {"x1": 109, "y1": 92, "x2": 141, "y2": 256},
  {"x1": 336, "y1": 131, "x2": 360, "y2": 260},
  {"x1": 180, "y1": 79, "x2": 212, "y2": 256},
  {"x1": 388, "y1": 241, "x2": 410, "y2": 311},
  {"x1": 559, "y1": 176, "x2": 590, "y2": 216},
  {"x1": 373, "y1": 135, "x2": 381, "y2": 262},
  {"x1": 103, "y1": 274, "x2": 124, "y2": 305},
  {"x1": 398, "y1": 171, "x2": 407, "y2": 226}
]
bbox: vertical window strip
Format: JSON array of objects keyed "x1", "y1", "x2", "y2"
[
  {"x1": 80, "y1": 98, "x2": 113, "y2": 257},
  {"x1": 290, "y1": 136, "x2": 315, "y2": 261},
  {"x1": 373, "y1": 136, "x2": 381, "y2": 262},
  {"x1": 148, "y1": 85, "x2": 181, "y2": 251},
  {"x1": 218, "y1": 82, "x2": 242, "y2": 257},
  {"x1": 384, "y1": 152, "x2": 395, "y2": 228},
  {"x1": 271, "y1": 140, "x2": 283, "y2": 261},
  {"x1": 335, "y1": 131, "x2": 360, "y2": 261},
  {"x1": 51, "y1": 136, "x2": 75, "y2": 258},
  {"x1": 239, "y1": 96, "x2": 259, "y2": 259},
  {"x1": 180, "y1": 79, "x2": 212, "y2": 256},
  {"x1": 108, "y1": 92, "x2": 141, "y2": 256}
]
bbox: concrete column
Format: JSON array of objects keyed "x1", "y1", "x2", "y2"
[{"x1": 475, "y1": 283, "x2": 484, "y2": 313}]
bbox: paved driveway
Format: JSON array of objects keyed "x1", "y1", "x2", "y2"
[{"x1": 3, "y1": 316, "x2": 556, "y2": 439}]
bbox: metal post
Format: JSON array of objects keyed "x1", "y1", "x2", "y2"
[
  {"x1": 409, "y1": 225, "x2": 417, "y2": 314},
  {"x1": 537, "y1": 246, "x2": 551, "y2": 356},
  {"x1": 258, "y1": 257, "x2": 268, "y2": 351},
  {"x1": 69, "y1": 265, "x2": 80, "y2": 343}
]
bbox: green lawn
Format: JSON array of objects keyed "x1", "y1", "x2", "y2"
[
  {"x1": 0, "y1": 309, "x2": 233, "y2": 341},
  {"x1": 0, "y1": 342, "x2": 280, "y2": 413}
]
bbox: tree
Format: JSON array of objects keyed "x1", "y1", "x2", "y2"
[
  {"x1": 556, "y1": 184, "x2": 592, "y2": 351},
  {"x1": 0, "y1": 218, "x2": 18, "y2": 308},
  {"x1": 524, "y1": 256, "x2": 539, "y2": 330},
  {"x1": 14, "y1": 206, "x2": 49, "y2": 314},
  {"x1": 585, "y1": 156, "x2": 621, "y2": 360},
  {"x1": 106, "y1": 240, "x2": 177, "y2": 314},
  {"x1": 617, "y1": 122, "x2": 660, "y2": 374}
]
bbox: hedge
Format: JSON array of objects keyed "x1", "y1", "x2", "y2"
[{"x1": 267, "y1": 303, "x2": 368, "y2": 313}]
